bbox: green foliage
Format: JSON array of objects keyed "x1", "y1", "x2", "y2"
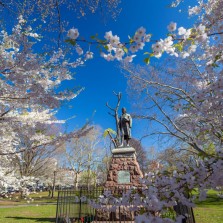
[
  {"x1": 203, "y1": 142, "x2": 216, "y2": 155},
  {"x1": 104, "y1": 45, "x2": 109, "y2": 50},
  {"x1": 123, "y1": 47, "x2": 128, "y2": 53},
  {"x1": 103, "y1": 128, "x2": 116, "y2": 138},
  {"x1": 35, "y1": 130, "x2": 43, "y2": 134},
  {"x1": 65, "y1": 39, "x2": 76, "y2": 46},
  {"x1": 187, "y1": 37, "x2": 195, "y2": 45},
  {"x1": 129, "y1": 38, "x2": 134, "y2": 44},
  {"x1": 174, "y1": 42, "x2": 183, "y2": 52},
  {"x1": 211, "y1": 53, "x2": 222, "y2": 67},
  {"x1": 211, "y1": 63, "x2": 219, "y2": 67},
  {"x1": 50, "y1": 135, "x2": 55, "y2": 140},
  {"x1": 98, "y1": 39, "x2": 107, "y2": 44},
  {"x1": 79, "y1": 170, "x2": 97, "y2": 186},
  {"x1": 161, "y1": 208, "x2": 176, "y2": 220},
  {"x1": 144, "y1": 57, "x2": 150, "y2": 65},
  {"x1": 143, "y1": 52, "x2": 155, "y2": 65},
  {"x1": 90, "y1": 33, "x2": 98, "y2": 39}
]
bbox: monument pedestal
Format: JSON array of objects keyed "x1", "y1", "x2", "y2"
[
  {"x1": 104, "y1": 147, "x2": 143, "y2": 189},
  {"x1": 96, "y1": 147, "x2": 143, "y2": 221}
]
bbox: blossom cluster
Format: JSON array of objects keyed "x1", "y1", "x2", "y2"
[
  {"x1": 67, "y1": 20, "x2": 209, "y2": 64},
  {"x1": 67, "y1": 26, "x2": 152, "y2": 63},
  {"x1": 0, "y1": 18, "x2": 93, "y2": 191},
  {"x1": 86, "y1": 150, "x2": 223, "y2": 222},
  {"x1": 66, "y1": 0, "x2": 223, "y2": 68},
  {"x1": 67, "y1": 28, "x2": 94, "y2": 62}
]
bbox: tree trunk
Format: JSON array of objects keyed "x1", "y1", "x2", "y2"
[
  {"x1": 51, "y1": 171, "x2": 56, "y2": 198},
  {"x1": 74, "y1": 172, "x2": 78, "y2": 189}
]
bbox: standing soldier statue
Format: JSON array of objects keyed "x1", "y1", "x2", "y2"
[{"x1": 119, "y1": 107, "x2": 132, "y2": 147}]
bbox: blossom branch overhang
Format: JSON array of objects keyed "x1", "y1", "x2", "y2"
[
  {"x1": 71, "y1": 30, "x2": 223, "y2": 45},
  {"x1": 0, "y1": 125, "x2": 93, "y2": 156},
  {"x1": 123, "y1": 64, "x2": 196, "y2": 105},
  {"x1": 0, "y1": 109, "x2": 11, "y2": 117},
  {"x1": 66, "y1": 24, "x2": 223, "y2": 64},
  {"x1": 0, "y1": 96, "x2": 29, "y2": 101},
  {"x1": 146, "y1": 93, "x2": 191, "y2": 140},
  {"x1": 169, "y1": 31, "x2": 223, "y2": 41}
]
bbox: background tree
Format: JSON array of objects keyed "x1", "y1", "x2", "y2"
[
  {"x1": 95, "y1": 138, "x2": 112, "y2": 185},
  {"x1": 129, "y1": 138, "x2": 148, "y2": 174},
  {"x1": 0, "y1": 0, "x2": 121, "y2": 48},
  {"x1": 62, "y1": 125, "x2": 102, "y2": 188},
  {"x1": 122, "y1": 57, "x2": 222, "y2": 156},
  {"x1": 78, "y1": 170, "x2": 97, "y2": 187}
]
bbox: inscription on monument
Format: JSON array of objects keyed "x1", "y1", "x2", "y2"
[{"x1": 118, "y1": 170, "x2": 130, "y2": 184}]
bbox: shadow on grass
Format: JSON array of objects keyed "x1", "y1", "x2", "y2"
[
  {"x1": 6, "y1": 217, "x2": 55, "y2": 222},
  {"x1": 195, "y1": 195, "x2": 223, "y2": 206}
]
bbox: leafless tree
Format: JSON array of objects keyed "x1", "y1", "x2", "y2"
[
  {"x1": 106, "y1": 91, "x2": 122, "y2": 147},
  {"x1": 129, "y1": 138, "x2": 148, "y2": 175},
  {"x1": 121, "y1": 58, "x2": 215, "y2": 156},
  {"x1": 63, "y1": 125, "x2": 102, "y2": 188}
]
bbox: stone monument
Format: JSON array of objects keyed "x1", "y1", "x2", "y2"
[
  {"x1": 97, "y1": 108, "x2": 143, "y2": 221},
  {"x1": 104, "y1": 147, "x2": 143, "y2": 189},
  {"x1": 104, "y1": 107, "x2": 143, "y2": 189}
]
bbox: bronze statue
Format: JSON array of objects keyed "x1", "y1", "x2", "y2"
[{"x1": 119, "y1": 107, "x2": 132, "y2": 147}]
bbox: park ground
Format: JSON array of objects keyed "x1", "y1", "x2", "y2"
[{"x1": 0, "y1": 190, "x2": 223, "y2": 223}]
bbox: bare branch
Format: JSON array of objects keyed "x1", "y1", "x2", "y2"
[
  {"x1": 107, "y1": 111, "x2": 115, "y2": 117},
  {"x1": 106, "y1": 102, "x2": 115, "y2": 112},
  {"x1": 55, "y1": 0, "x2": 62, "y2": 48},
  {"x1": 106, "y1": 91, "x2": 122, "y2": 146},
  {"x1": 123, "y1": 64, "x2": 194, "y2": 102},
  {"x1": 147, "y1": 92, "x2": 190, "y2": 139},
  {"x1": 0, "y1": 109, "x2": 11, "y2": 117}
]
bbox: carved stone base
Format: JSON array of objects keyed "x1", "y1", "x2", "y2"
[
  {"x1": 104, "y1": 147, "x2": 143, "y2": 189},
  {"x1": 95, "y1": 206, "x2": 135, "y2": 221}
]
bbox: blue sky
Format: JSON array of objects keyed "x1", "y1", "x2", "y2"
[{"x1": 56, "y1": 0, "x2": 196, "y2": 149}]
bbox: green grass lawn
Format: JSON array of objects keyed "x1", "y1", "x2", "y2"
[
  {"x1": 0, "y1": 191, "x2": 58, "y2": 206},
  {"x1": 0, "y1": 191, "x2": 58, "y2": 223},
  {"x1": 0, "y1": 190, "x2": 223, "y2": 223},
  {"x1": 194, "y1": 189, "x2": 223, "y2": 223},
  {"x1": 0, "y1": 205, "x2": 56, "y2": 223}
]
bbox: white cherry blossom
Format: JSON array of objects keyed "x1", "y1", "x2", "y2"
[
  {"x1": 67, "y1": 28, "x2": 79, "y2": 40},
  {"x1": 144, "y1": 34, "x2": 151, "y2": 42},
  {"x1": 136, "y1": 26, "x2": 146, "y2": 37},
  {"x1": 178, "y1": 27, "x2": 187, "y2": 35},
  {"x1": 76, "y1": 46, "x2": 83, "y2": 55},
  {"x1": 104, "y1": 31, "x2": 113, "y2": 40},
  {"x1": 124, "y1": 55, "x2": 136, "y2": 63},
  {"x1": 167, "y1": 22, "x2": 177, "y2": 32}
]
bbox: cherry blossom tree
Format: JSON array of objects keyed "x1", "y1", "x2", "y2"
[
  {"x1": 0, "y1": 0, "x2": 121, "y2": 49},
  {"x1": 121, "y1": 58, "x2": 222, "y2": 156},
  {"x1": 1, "y1": 0, "x2": 223, "y2": 221},
  {"x1": 0, "y1": 0, "x2": 121, "y2": 22},
  {"x1": 64, "y1": 0, "x2": 223, "y2": 221},
  {"x1": 118, "y1": 43, "x2": 223, "y2": 221},
  {"x1": 0, "y1": 18, "x2": 92, "y2": 190}
]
